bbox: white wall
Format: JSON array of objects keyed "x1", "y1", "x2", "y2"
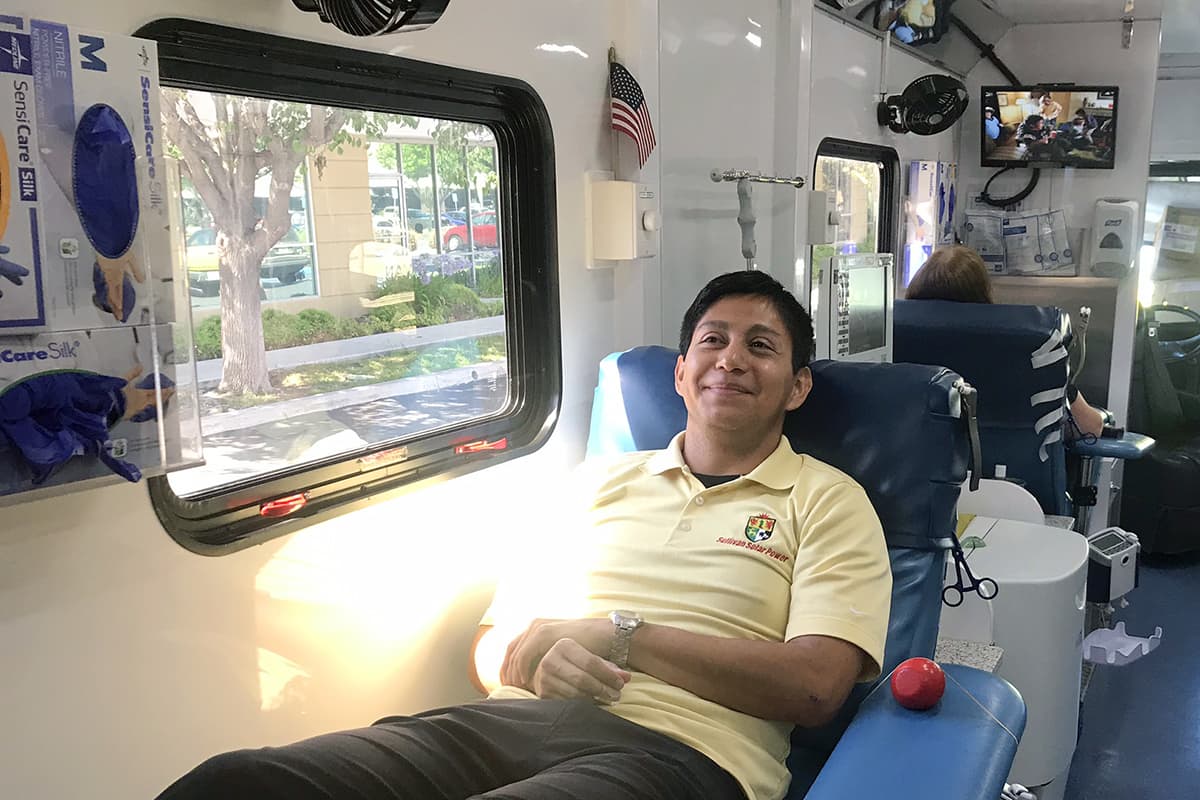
[
  {"x1": 0, "y1": 2, "x2": 635, "y2": 797},
  {"x1": 809, "y1": 13, "x2": 959, "y2": 167},
  {"x1": 808, "y1": 10, "x2": 960, "y2": 255},
  {"x1": 1150, "y1": 78, "x2": 1200, "y2": 161},
  {"x1": 653, "y1": 4, "x2": 961, "y2": 346},
  {"x1": 655, "y1": 0, "x2": 812, "y2": 345},
  {"x1": 961, "y1": 20, "x2": 1163, "y2": 427}
]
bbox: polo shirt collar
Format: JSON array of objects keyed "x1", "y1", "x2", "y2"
[{"x1": 646, "y1": 432, "x2": 802, "y2": 491}]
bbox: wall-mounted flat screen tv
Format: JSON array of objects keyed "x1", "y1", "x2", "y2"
[{"x1": 981, "y1": 86, "x2": 1118, "y2": 170}]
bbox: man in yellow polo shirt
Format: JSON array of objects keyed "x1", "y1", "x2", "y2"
[{"x1": 157, "y1": 271, "x2": 891, "y2": 800}]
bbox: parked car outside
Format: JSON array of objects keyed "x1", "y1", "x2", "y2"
[
  {"x1": 442, "y1": 211, "x2": 498, "y2": 251},
  {"x1": 186, "y1": 226, "x2": 314, "y2": 297}
]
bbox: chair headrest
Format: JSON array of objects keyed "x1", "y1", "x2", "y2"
[
  {"x1": 587, "y1": 346, "x2": 967, "y2": 551},
  {"x1": 893, "y1": 300, "x2": 1072, "y2": 513},
  {"x1": 894, "y1": 299, "x2": 1071, "y2": 423}
]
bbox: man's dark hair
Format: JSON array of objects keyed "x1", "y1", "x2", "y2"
[{"x1": 678, "y1": 270, "x2": 815, "y2": 373}]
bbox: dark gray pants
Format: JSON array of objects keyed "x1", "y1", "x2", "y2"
[{"x1": 157, "y1": 698, "x2": 747, "y2": 800}]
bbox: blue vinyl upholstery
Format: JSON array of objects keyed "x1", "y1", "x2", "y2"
[
  {"x1": 586, "y1": 346, "x2": 1026, "y2": 800},
  {"x1": 894, "y1": 299, "x2": 1073, "y2": 515}
]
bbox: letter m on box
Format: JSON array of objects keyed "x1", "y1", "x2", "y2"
[{"x1": 78, "y1": 34, "x2": 106, "y2": 72}]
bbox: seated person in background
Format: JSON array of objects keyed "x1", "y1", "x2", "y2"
[
  {"x1": 157, "y1": 271, "x2": 893, "y2": 800},
  {"x1": 1057, "y1": 114, "x2": 1094, "y2": 151},
  {"x1": 990, "y1": 124, "x2": 1025, "y2": 161},
  {"x1": 984, "y1": 107, "x2": 1001, "y2": 141},
  {"x1": 1092, "y1": 119, "x2": 1115, "y2": 160},
  {"x1": 1074, "y1": 105, "x2": 1099, "y2": 131},
  {"x1": 906, "y1": 245, "x2": 1108, "y2": 439},
  {"x1": 1016, "y1": 114, "x2": 1069, "y2": 161}
]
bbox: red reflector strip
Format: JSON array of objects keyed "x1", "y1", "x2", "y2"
[
  {"x1": 454, "y1": 437, "x2": 509, "y2": 455},
  {"x1": 260, "y1": 493, "x2": 309, "y2": 518}
]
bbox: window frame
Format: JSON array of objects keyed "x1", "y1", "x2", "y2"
[
  {"x1": 142, "y1": 18, "x2": 561, "y2": 555},
  {"x1": 812, "y1": 138, "x2": 900, "y2": 257}
]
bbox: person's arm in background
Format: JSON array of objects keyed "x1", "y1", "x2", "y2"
[{"x1": 1069, "y1": 387, "x2": 1107, "y2": 438}]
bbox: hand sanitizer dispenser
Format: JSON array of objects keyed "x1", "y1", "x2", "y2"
[{"x1": 1091, "y1": 199, "x2": 1139, "y2": 277}]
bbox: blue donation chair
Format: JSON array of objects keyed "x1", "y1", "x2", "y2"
[
  {"x1": 894, "y1": 299, "x2": 1153, "y2": 530},
  {"x1": 587, "y1": 346, "x2": 1026, "y2": 800},
  {"x1": 1122, "y1": 305, "x2": 1200, "y2": 553}
]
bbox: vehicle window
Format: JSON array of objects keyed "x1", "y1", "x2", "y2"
[
  {"x1": 810, "y1": 139, "x2": 898, "y2": 310},
  {"x1": 143, "y1": 19, "x2": 560, "y2": 552},
  {"x1": 813, "y1": 156, "x2": 883, "y2": 261},
  {"x1": 187, "y1": 228, "x2": 215, "y2": 246}
]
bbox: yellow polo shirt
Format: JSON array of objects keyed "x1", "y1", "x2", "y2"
[{"x1": 484, "y1": 433, "x2": 891, "y2": 800}]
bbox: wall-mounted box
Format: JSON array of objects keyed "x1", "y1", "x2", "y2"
[{"x1": 588, "y1": 179, "x2": 658, "y2": 264}]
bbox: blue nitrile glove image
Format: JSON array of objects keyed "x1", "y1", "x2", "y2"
[
  {"x1": 73, "y1": 104, "x2": 139, "y2": 259},
  {"x1": 0, "y1": 371, "x2": 141, "y2": 484},
  {"x1": 0, "y1": 244, "x2": 30, "y2": 298},
  {"x1": 73, "y1": 103, "x2": 145, "y2": 322},
  {"x1": 92, "y1": 259, "x2": 138, "y2": 322},
  {"x1": 127, "y1": 371, "x2": 175, "y2": 423}
]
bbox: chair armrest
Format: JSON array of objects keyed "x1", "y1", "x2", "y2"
[
  {"x1": 1068, "y1": 432, "x2": 1156, "y2": 461},
  {"x1": 804, "y1": 665, "x2": 1025, "y2": 800}
]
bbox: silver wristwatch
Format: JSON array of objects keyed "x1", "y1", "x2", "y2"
[{"x1": 608, "y1": 610, "x2": 643, "y2": 669}]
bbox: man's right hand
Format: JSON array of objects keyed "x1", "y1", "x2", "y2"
[{"x1": 531, "y1": 638, "x2": 630, "y2": 703}]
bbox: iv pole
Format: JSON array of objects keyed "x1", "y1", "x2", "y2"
[{"x1": 709, "y1": 170, "x2": 806, "y2": 271}]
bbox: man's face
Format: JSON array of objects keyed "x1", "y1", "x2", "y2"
[
  {"x1": 674, "y1": 294, "x2": 811, "y2": 436},
  {"x1": 985, "y1": 110, "x2": 994, "y2": 119}
]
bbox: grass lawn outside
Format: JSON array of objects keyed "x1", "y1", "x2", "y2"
[{"x1": 201, "y1": 334, "x2": 506, "y2": 414}]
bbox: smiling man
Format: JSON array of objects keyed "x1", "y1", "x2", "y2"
[{"x1": 158, "y1": 270, "x2": 892, "y2": 800}]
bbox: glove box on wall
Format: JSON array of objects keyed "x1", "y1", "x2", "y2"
[
  {"x1": 0, "y1": 323, "x2": 201, "y2": 502},
  {"x1": 0, "y1": 16, "x2": 174, "y2": 335}
]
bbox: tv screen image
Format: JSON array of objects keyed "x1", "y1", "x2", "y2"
[{"x1": 981, "y1": 86, "x2": 1118, "y2": 169}]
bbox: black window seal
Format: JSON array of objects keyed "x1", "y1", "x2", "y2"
[
  {"x1": 140, "y1": 18, "x2": 561, "y2": 556},
  {"x1": 813, "y1": 137, "x2": 900, "y2": 257},
  {"x1": 1149, "y1": 161, "x2": 1200, "y2": 179}
]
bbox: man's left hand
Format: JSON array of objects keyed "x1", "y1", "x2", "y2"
[{"x1": 500, "y1": 618, "x2": 613, "y2": 690}]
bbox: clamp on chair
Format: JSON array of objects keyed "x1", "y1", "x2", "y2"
[{"x1": 587, "y1": 346, "x2": 1025, "y2": 800}]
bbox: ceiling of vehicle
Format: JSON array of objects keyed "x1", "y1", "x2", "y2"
[
  {"x1": 1160, "y1": 0, "x2": 1200, "y2": 53},
  {"x1": 977, "y1": 0, "x2": 1163, "y2": 25},
  {"x1": 818, "y1": 0, "x2": 1169, "y2": 77}
]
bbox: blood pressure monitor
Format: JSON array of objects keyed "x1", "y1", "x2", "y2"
[{"x1": 1086, "y1": 527, "x2": 1140, "y2": 603}]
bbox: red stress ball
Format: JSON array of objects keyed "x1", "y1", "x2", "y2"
[{"x1": 890, "y1": 657, "x2": 946, "y2": 710}]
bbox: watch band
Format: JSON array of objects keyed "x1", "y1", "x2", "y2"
[{"x1": 608, "y1": 610, "x2": 642, "y2": 669}]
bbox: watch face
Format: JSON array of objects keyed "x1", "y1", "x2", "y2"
[{"x1": 611, "y1": 610, "x2": 642, "y2": 627}]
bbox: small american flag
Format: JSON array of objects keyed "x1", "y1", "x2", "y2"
[{"x1": 610, "y1": 61, "x2": 656, "y2": 167}]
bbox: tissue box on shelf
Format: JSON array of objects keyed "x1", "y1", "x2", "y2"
[{"x1": 0, "y1": 16, "x2": 172, "y2": 334}]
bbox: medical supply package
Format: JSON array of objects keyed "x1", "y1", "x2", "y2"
[
  {"x1": 1154, "y1": 205, "x2": 1200, "y2": 279},
  {"x1": 0, "y1": 16, "x2": 173, "y2": 334},
  {"x1": 963, "y1": 209, "x2": 1077, "y2": 277},
  {"x1": 904, "y1": 160, "x2": 957, "y2": 284},
  {"x1": 0, "y1": 323, "x2": 201, "y2": 501}
]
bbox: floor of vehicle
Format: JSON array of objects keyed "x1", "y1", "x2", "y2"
[{"x1": 1065, "y1": 550, "x2": 1200, "y2": 798}]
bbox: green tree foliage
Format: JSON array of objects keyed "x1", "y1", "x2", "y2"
[{"x1": 161, "y1": 90, "x2": 397, "y2": 394}]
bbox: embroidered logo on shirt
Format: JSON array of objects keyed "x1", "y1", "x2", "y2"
[{"x1": 745, "y1": 514, "x2": 777, "y2": 543}]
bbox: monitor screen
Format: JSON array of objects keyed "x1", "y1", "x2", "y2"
[
  {"x1": 831, "y1": 255, "x2": 891, "y2": 360},
  {"x1": 981, "y1": 86, "x2": 1118, "y2": 170}
]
